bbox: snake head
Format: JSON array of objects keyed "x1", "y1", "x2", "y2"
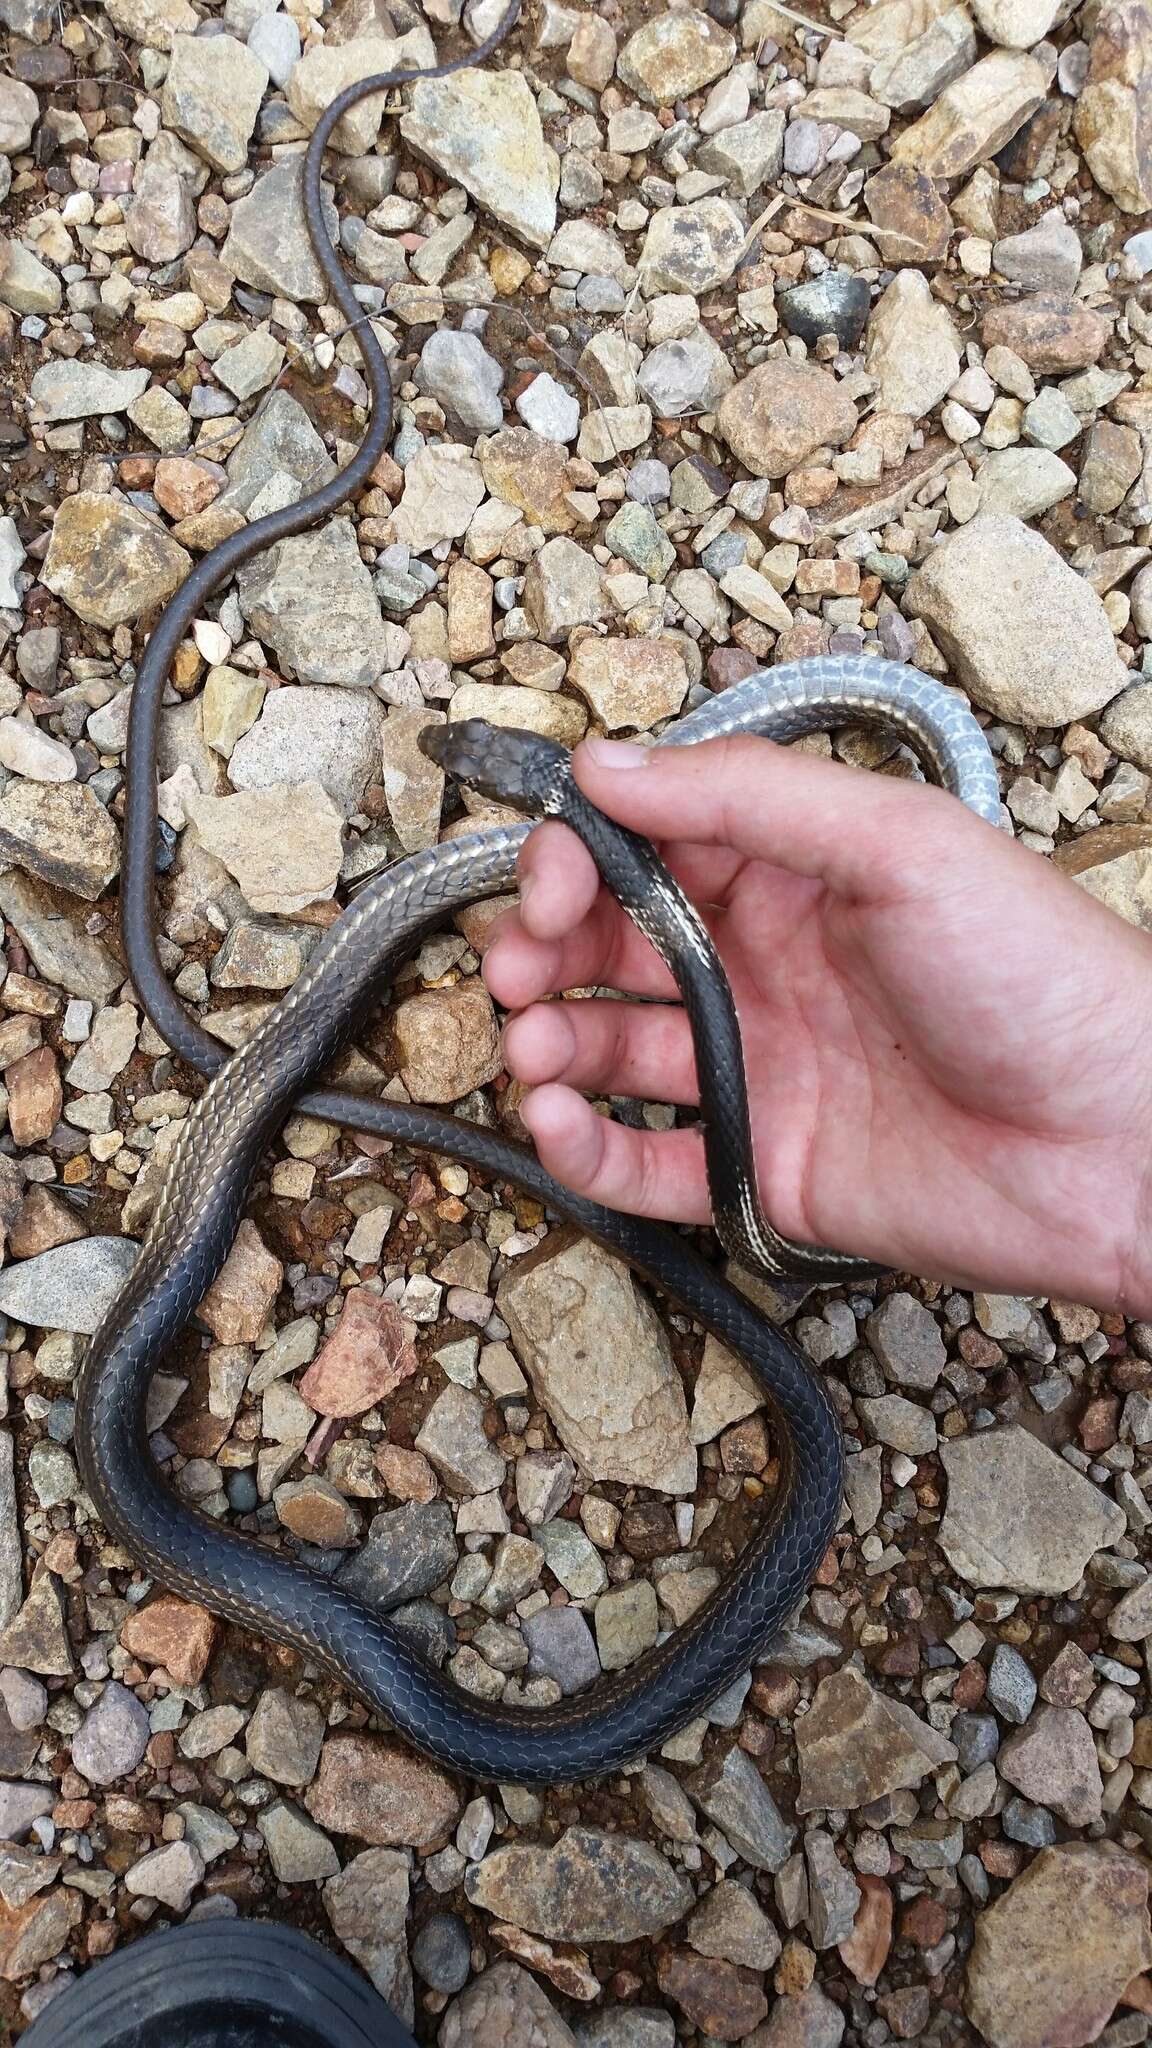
[{"x1": 418, "y1": 719, "x2": 571, "y2": 816}]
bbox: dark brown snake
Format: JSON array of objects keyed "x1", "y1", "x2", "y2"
[{"x1": 74, "y1": 3, "x2": 1001, "y2": 1782}]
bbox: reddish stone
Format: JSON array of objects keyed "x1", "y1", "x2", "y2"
[
  {"x1": 198, "y1": 1219, "x2": 282, "y2": 1344},
  {"x1": 980, "y1": 1839, "x2": 1024, "y2": 1880},
  {"x1": 6, "y1": 1044, "x2": 61, "y2": 1146},
  {"x1": 839, "y1": 1875, "x2": 892, "y2": 1986},
  {"x1": 373, "y1": 1442, "x2": 437, "y2": 1502},
  {"x1": 299, "y1": 1288, "x2": 417, "y2": 1419},
  {"x1": 120, "y1": 1596, "x2": 219, "y2": 1687},
  {"x1": 1079, "y1": 1394, "x2": 1120, "y2": 1453},
  {"x1": 153, "y1": 458, "x2": 221, "y2": 521},
  {"x1": 655, "y1": 1951, "x2": 769, "y2": 2042},
  {"x1": 9, "y1": 1185, "x2": 87, "y2": 1258},
  {"x1": 952, "y1": 1658, "x2": 987, "y2": 1708},
  {"x1": 901, "y1": 1895, "x2": 948, "y2": 1947}
]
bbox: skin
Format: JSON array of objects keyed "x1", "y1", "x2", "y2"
[{"x1": 482, "y1": 734, "x2": 1152, "y2": 1316}]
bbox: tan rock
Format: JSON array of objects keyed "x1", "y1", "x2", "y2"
[
  {"x1": 965, "y1": 1844, "x2": 1152, "y2": 2048},
  {"x1": 1074, "y1": 0, "x2": 1152, "y2": 213},
  {"x1": 198, "y1": 1218, "x2": 283, "y2": 1345},
  {"x1": 523, "y1": 536, "x2": 606, "y2": 641},
  {"x1": 1074, "y1": 845, "x2": 1152, "y2": 931},
  {"x1": 466, "y1": 1827, "x2": 693, "y2": 1940},
  {"x1": 392, "y1": 444, "x2": 485, "y2": 555},
  {"x1": 448, "y1": 683, "x2": 587, "y2": 747},
  {"x1": 498, "y1": 1238, "x2": 697, "y2": 1493},
  {"x1": 478, "y1": 427, "x2": 577, "y2": 534},
  {"x1": 865, "y1": 269, "x2": 961, "y2": 419},
  {"x1": 446, "y1": 558, "x2": 495, "y2": 663},
  {"x1": 567, "y1": 637, "x2": 688, "y2": 730},
  {"x1": 617, "y1": 9, "x2": 736, "y2": 104},
  {"x1": 306, "y1": 1732, "x2": 459, "y2": 1846},
  {"x1": 863, "y1": 162, "x2": 953, "y2": 264},
  {"x1": 379, "y1": 706, "x2": 444, "y2": 853},
  {"x1": 392, "y1": 980, "x2": 502, "y2": 1103},
  {"x1": 970, "y1": 0, "x2": 1061, "y2": 46},
  {"x1": 288, "y1": 30, "x2": 434, "y2": 154},
  {"x1": 717, "y1": 361, "x2": 857, "y2": 480},
  {"x1": 980, "y1": 294, "x2": 1110, "y2": 373},
  {"x1": 796, "y1": 1666, "x2": 956, "y2": 1813},
  {"x1": 120, "y1": 1597, "x2": 218, "y2": 1686},
  {"x1": 938, "y1": 1422, "x2": 1126, "y2": 1593},
  {"x1": 400, "y1": 67, "x2": 558, "y2": 251},
  {"x1": 890, "y1": 50, "x2": 1046, "y2": 178},
  {"x1": 188, "y1": 781, "x2": 344, "y2": 915},
  {"x1": 42, "y1": 494, "x2": 191, "y2": 629}
]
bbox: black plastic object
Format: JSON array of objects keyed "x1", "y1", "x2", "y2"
[{"x1": 19, "y1": 1917, "x2": 418, "y2": 2048}]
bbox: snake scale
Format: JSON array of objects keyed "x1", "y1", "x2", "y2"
[{"x1": 73, "y1": 1, "x2": 1001, "y2": 1783}]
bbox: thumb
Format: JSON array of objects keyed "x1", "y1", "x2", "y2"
[{"x1": 571, "y1": 733, "x2": 977, "y2": 897}]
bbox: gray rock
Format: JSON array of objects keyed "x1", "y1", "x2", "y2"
[
  {"x1": 986, "y1": 1644, "x2": 1038, "y2": 1724},
  {"x1": 602, "y1": 501, "x2": 675, "y2": 581},
  {"x1": 976, "y1": 448, "x2": 1076, "y2": 519},
  {"x1": 777, "y1": 273, "x2": 872, "y2": 348},
  {"x1": 411, "y1": 1911, "x2": 470, "y2": 1994},
  {"x1": 323, "y1": 1846, "x2": 412, "y2": 2023},
  {"x1": 575, "y1": 2015, "x2": 676, "y2": 2048},
  {"x1": 637, "y1": 331, "x2": 735, "y2": 417},
  {"x1": 214, "y1": 328, "x2": 285, "y2": 402},
  {"x1": 994, "y1": 212, "x2": 1082, "y2": 295},
  {"x1": 516, "y1": 372, "x2": 581, "y2": 445},
  {"x1": 804, "y1": 1828, "x2": 861, "y2": 1948},
  {"x1": 415, "y1": 329, "x2": 504, "y2": 435},
  {"x1": 125, "y1": 1839, "x2": 204, "y2": 1912},
  {"x1": 415, "y1": 1385, "x2": 505, "y2": 1496},
  {"x1": 686, "y1": 1879, "x2": 781, "y2": 1969},
  {"x1": 72, "y1": 1681, "x2": 151, "y2": 1786},
  {"x1": 0, "y1": 518, "x2": 24, "y2": 610},
  {"x1": 335, "y1": 1502, "x2": 457, "y2": 1611},
  {"x1": 0, "y1": 1237, "x2": 137, "y2": 1334},
  {"x1": 223, "y1": 157, "x2": 340, "y2": 302},
  {"x1": 29, "y1": 362, "x2": 149, "y2": 423},
  {"x1": 245, "y1": 1687, "x2": 325, "y2": 1787},
  {"x1": 0, "y1": 1784, "x2": 55, "y2": 1842},
  {"x1": 696, "y1": 110, "x2": 786, "y2": 196},
  {"x1": 222, "y1": 389, "x2": 335, "y2": 516},
  {"x1": 440, "y1": 1962, "x2": 576, "y2": 2048},
  {"x1": 0, "y1": 0, "x2": 55, "y2": 39},
  {"x1": 639, "y1": 198, "x2": 745, "y2": 295},
  {"x1": 521, "y1": 1606, "x2": 601, "y2": 1695},
  {"x1": 856, "y1": 1393, "x2": 936, "y2": 1454},
  {"x1": 237, "y1": 519, "x2": 390, "y2": 687},
  {"x1": 689, "y1": 1745, "x2": 795, "y2": 1872},
  {"x1": 0, "y1": 1433, "x2": 21, "y2": 1628},
  {"x1": 228, "y1": 685, "x2": 386, "y2": 814},
  {"x1": 248, "y1": 8, "x2": 300, "y2": 85},
  {"x1": 953, "y1": 1712, "x2": 1000, "y2": 1770},
  {"x1": 0, "y1": 241, "x2": 60, "y2": 318},
  {"x1": 465, "y1": 1826, "x2": 693, "y2": 1940},
  {"x1": 939, "y1": 1423, "x2": 1126, "y2": 1593},
  {"x1": 0, "y1": 783, "x2": 120, "y2": 903},
  {"x1": 258, "y1": 1799, "x2": 340, "y2": 1882},
  {"x1": 401, "y1": 68, "x2": 558, "y2": 249},
  {"x1": 865, "y1": 1291, "x2": 946, "y2": 1390},
  {"x1": 594, "y1": 1580, "x2": 658, "y2": 1670},
  {"x1": 125, "y1": 155, "x2": 197, "y2": 265},
  {"x1": 0, "y1": 75, "x2": 38, "y2": 155},
  {"x1": 162, "y1": 33, "x2": 267, "y2": 173}
]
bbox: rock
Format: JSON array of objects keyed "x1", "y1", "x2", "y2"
[
  {"x1": 905, "y1": 517, "x2": 1125, "y2": 725},
  {"x1": 1108, "y1": 1575, "x2": 1152, "y2": 1639},
  {"x1": 1074, "y1": 0, "x2": 1152, "y2": 214},
  {"x1": 258, "y1": 1800, "x2": 339, "y2": 1883},
  {"x1": 639, "y1": 199, "x2": 745, "y2": 296},
  {"x1": 523, "y1": 536, "x2": 605, "y2": 641},
  {"x1": 890, "y1": 51, "x2": 1046, "y2": 178},
  {"x1": 72, "y1": 1680, "x2": 150, "y2": 1787},
  {"x1": 392, "y1": 980, "x2": 501, "y2": 1103},
  {"x1": 980, "y1": 295, "x2": 1110, "y2": 374},
  {"x1": 865, "y1": 1293, "x2": 945, "y2": 1390},
  {"x1": 275, "y1": 1477, "x2": 361, "y2": 1548},
  {"x1": 306, "y1": 1732, "x2": 459, "y2": 1847},
  {"x1": 411, "y1": 1912, "x2": 470, "y2": 1994},
  {"x1": 198, "y1": 1218, "x2": 282, "y2": 1345},
  {"x1": 298, "y1": 1292, "x2": 413, "y2": 1419},
  {"x1": 656, "y1": 1952, "x2": 767, "y2": 2042},
  {"x1": 0, "y1": 1784, "x2": 54, "y2": 1843},
  {"x1": 125, "y1": 1839, "x2": 203, "y2": 1912},
  {"x1": 777, "y1": 275, "x2": 872, "y2": 350},
  {"x1": 65, "y1": 1005, "x2": 138, "y2": 1092},
  {"x1": 324, "y1": 1847, "x2": 411, "y2": 2020},
  {"x1": 689, "y1": 1745, "x2": 794, "y2": 1872},
  {"x1": 392, "y1": 444, "x2": 486, "y2": 555},
  {"x1": 228, "y1": 686, "x2": 385, "y2": 816},
  {"x1": 0, "y1": 75, "x2": 37, "y2": 155},
  {"x1": 870, "y1": 6, "x2": 976, "y2": 109},
  {"x1": 865, "y1": 270, "x2": 961, "y2": 419},
  {"x1": 223, "y1": 157, "x2": 340, "y2": 302},
  {"x1": 965, "y1": 1844, "x2": 1152, "y2": 2048},
  {"x1": 448, "y1": 683, "x2": 586, "y2": 747},
  {"x1": 0, "y1": 1889, "x2": 82, "y2": 1982},
  {"x1": 688, "y1": 1880, "x2": 781, "y2": 1970},
  {"x1": 805, "y1": 1830, "x2": 861, "y2": 1949},
  {"x1": 577, "y1": 405, "x2": 653, "y2": 466},
  {"x1": 1080, "y1": 421, "x2": 1143, "y2": 515},
  {"x1": 161, "y1": 33, "x2": 266, "y2": 173},
  {"x1": 697, "y1": 110, "x2": 785, "y2": 197},
  {"x1": 998, "y1": 1707, "x2": 1102, "y2": 1825},
  {"x1": 994, "y1": 213, "x2": 1082, "y2": 294},
  {"x1": 103, "y1": 0, "x2": 196, "y2": 43},
  {"x1": 796, "y1": 1667, "x2": 956, "y2": 1813},
  {"x1": 245, "y1": 1687, "x2": 324, "y2": 1788},
  {"x1": 976, "y1": 448, "x2": 1076, "y2": 519},
  {"x1": 401, "y1": 68, "x2": 558, "y2": 250},
  {"x1": 214, "y1": 328, "x2": 284, "y2": 401},
  {"x1": 415, "y1": 1384, "x2": 505, "y2": 1495},
  {"x1": 440, "y1": 1961, "x2": 577, "y2": 2048},
  {"x1": 466, "y1": 1828, "x2": 692, "y2": 1941},
  {"x1": 939, "y1": 1423, "x2": 1126, "y2": 1592},
  {"x1": 0, "y1": 1437, "x2": 18, "y2": 1631},
  {"x1": 858, "y1": 1393, "x2": 936, "y2": 1453},
  {"x1": 638, "y1": 332, "x2": 735, "y2": 418},
  {"x1": 595, "y1": 1580, "x2": 659, "y2": 1670},
  {"x1": 188, "y1": 782, "x2": 344, "y2": 915},
  {"x1": 568, "y1": 638, "x2": 688, "y2": 730},
  {"x1": 43, "y1": 495, "x2": 191, "y2": 629},
  {"x1": 522, "y1": 1606, "x2": 601, "y2": 1695},
  {"x1": 690, "y1": 1337, "x2": 762, "y2": 1444},
  {"x1": 120, "y1": 1597, "x2": 218, "y2": 1686},
  {"x1": 0, "y1": 873, "x2": 120, "y2": 1003},
  {"x1": 0, "y1": 521, "x2": 23, "y2": 611},
  {"x1": 1102, "y1": 681, "x2": 1152, "y2": 771},
  {"x1": 287, "y1": 28, "x2": 433, "y2": 153},
  {"x1": 337, "y1": 1502, "x2": 457, "y2": 1612},
  {"x1": 249, "y1": 10, "x2": 300, "y2": 84},
  {"x1": 125, "y1": 155, "x2": 197, "y2": 266},
  {"x1": 603, "y1": 502, "x2": 675, "y2": 581},
  {"x1": 498, "y1": 1240, "x2": 695, "y2": 1494},
  {"x1": 515, "y1": 374, "x2": 580, "y2": 445},
  {"x1": 971, "y1": 0, "x2": 1060, "y2": 42},
  {"x1": 29, "y1": 362, "x2": 149, "y2": 422},
  {"x1": 416, "y1": 329, "x2": 504, "y2": 435},
  {"x1": 863, "y1": 161, "x2": 953, "y2": 265},
  {"x1": 720, "y1": 565, "x2": 792, "y2": 630},
  {"x1": 717, "y1": 362, "x2": 856, "y2": 480},
  {"x1": 618, "y1": 10, "x2": 735, "y2": 103},
  {"x1": 0, "y1": 1236, "x2": 136, "y2": 1333},
  {"x1": 237, "y1": 521, "x2": 389, "y2": 688},
  {"x1": 0, "y1": 1574, "x2": 71, "y2": 1677},
  {"x1": 479, "y1": 426, "x2": 577, "y2": 535},
  {"x1": 0, "y1": 783, "x2": 119, "y2": 902},
  {"x1": 750, "y1": 1984, "x2": 845, "y2": 2047}
]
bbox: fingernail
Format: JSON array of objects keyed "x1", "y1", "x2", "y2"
[{"x1": 581, "y1": 738, "x2": 650, "y2": 771}]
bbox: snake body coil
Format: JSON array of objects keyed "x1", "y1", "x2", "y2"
[{"x1": 74, "y1": 13, "x2": 1002, "y2": 1784}]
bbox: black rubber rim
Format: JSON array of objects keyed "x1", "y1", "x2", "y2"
[{"x1": 19, "y1": 1918, "x2": 416, "y2": 2048}]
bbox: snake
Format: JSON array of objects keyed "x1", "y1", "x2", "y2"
[{"x1": 73, "y1": 3, "x2": 1003, "y2": 1785}]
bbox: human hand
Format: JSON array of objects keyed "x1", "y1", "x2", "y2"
[{"x1": 482, "y1": 734, "x2": 1152, "y2": 1314}]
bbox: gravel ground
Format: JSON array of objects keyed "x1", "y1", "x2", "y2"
[{"x1": 1, "y1": 0, "x2": 1152, "y2": 2042}]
